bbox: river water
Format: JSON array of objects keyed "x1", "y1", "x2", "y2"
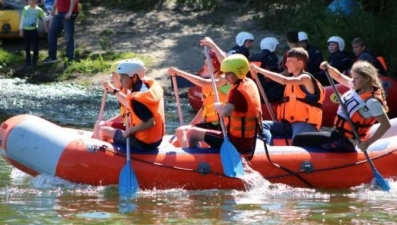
[{"x1": 1, "y1": 77, "x2": 397, "y2": 224}]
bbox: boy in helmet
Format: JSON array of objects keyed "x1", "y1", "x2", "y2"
[
  {"x1": 298, "y1": 31, "x2": 325, "y2": 85},
  {"x1": 185, "y1": 54, "x2": 262, "y2": 154},
  {"x1": 99, "y1": 59, "x2": 165, "y2": 150},
  {"x1": 227, "y1": 31, "x2": 255, "y2": 59},
  {"x1": 249, "y1": 37, "x2": 285, "y2": 103},
  {"x1": 250, "y1": 47, "x2": 325, "y2": 146},
  {"x1": 93, "y1": 60, "x2": 128, "y2": 139},
  {"x1": 199, "y1": 32, "x2": 254, "y2": 63}
]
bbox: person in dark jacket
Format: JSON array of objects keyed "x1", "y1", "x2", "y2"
[
  {"x1": 352, "y1": 37, "x2": 387, "y2": 76},
  {"x1": 298, "y1": 31, "x2": 325, "y2": 85},
  {"x1": 249, "y1": 37, "x2": 285, "y2": 103},
  {"x1": 227, "y1": 31, "x2": 254, "y2": 59}
]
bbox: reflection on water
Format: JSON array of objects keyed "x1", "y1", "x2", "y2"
[{"x1": 2, "y1": 77, "x2": 397, "y2": 223}]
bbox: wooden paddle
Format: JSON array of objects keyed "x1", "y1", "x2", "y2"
[
  {"x1": 324, "y1": 70, "x2": 390, "y2": 191},
  {"x1": 250, "y1": 64, "x2": 276, "y2": 121},
  {"x1": 119, "y1": 113, "x2": 139, "y2": 197},
  {"x1": 98, "y1": 89, "x2": 107, "y2": 121},
  {"x1": 204, "y1": 46, "x2": 244, "y2": 177},
  {"x1": 172, "y1": 75, "x2": 184, "y2": 125}
]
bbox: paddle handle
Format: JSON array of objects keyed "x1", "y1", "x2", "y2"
[
  {"x1": 98, "y1": 89, "x2": 107, "y2": 121},
  {"x1": 204, "y1": 46, "x2": 228, "y2": 138},
  {"x1": 250, "y1": 68, "x2": 276, "y2": 121},
  {"x1": 126, "y1": 113, "x2": 131, "y2": 162},
  {"x1": 324, "y1": 70, "x2": 381, "y2": 175},
  {"x1": 172, "y1": 75, "x2": 184, "y2": 125}
]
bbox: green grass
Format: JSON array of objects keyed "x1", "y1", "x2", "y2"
[{"x1": 0, "y1": 45, "x2": 149, "y2": 83}]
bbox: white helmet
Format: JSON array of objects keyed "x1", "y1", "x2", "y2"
[
  {"x1": 235, "y1": 32, "x2": 254, "y2": 47},
  {"x1": 116, "y1": 59, "x2": 146, "y2": 78},
  {"x1": 327, "y1": 36, "x2": 345, "y2": 51},
  {"x1": 260, "y1": 37, "x2": 280, "y2": 52},
  {"x1": 298, "y1": 31, "x2": 309, "y2": 41}
]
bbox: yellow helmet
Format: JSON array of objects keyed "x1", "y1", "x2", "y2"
[{"x1": 220, "y1": 54, "x2": 249, "y2": 79}]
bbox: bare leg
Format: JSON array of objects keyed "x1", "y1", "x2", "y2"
[
  {"x1": 99, "y1": 126, "x2": 117, "y2": 141},
  {"x1": 186, "y1": 127, "x2": 208, "y2": 148},
  {"x1": 93, "y1": 121, "x2": 105, "y2": 139},
  {"x1": 175, "y1": 125, "x2": 192, "y2": 148}
]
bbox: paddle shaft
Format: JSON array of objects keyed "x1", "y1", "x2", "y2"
[
  {"x1": 324, "y1": 70, "x2": 382, "y2": 175},
  {"x1": 250, "y1": 69, "x2": 276, "y2": 121},
  {"x1": 98, "y1": 89, "x2": 107, "y2": 121},
  {"x1": 172, "y1": 75, "x2": 184, "y2": 125},
  {"x1": 204, "y1": 46, "x2": 228, "y2": 138}
]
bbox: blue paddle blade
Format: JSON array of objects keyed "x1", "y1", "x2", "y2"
[
  {"x1": 119, "y1": 163, "x2": 139, "y2": 197},
  {"x1": 374, "y1": 170, "x2": 391, "y2": 191},
  {"x1": 220, "y1": 138, "x2": 244, "y2": 177}
]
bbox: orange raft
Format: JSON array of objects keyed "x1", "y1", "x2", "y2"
[
  {"x1": 187, "y1": 76, "x2": 397, "y2": 127},
  {"x1": 1, "y1": 114, "x2": 397, "y2": 190}
]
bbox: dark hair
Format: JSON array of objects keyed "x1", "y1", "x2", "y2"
[
  {"x1": 287, "y1": 47, "x2": 309, "y2": 64},
  {"x1": 352, "y1": 37, "x2": 366, "y2": 47},
  {"x1": 286, "y1": 30, "x2": 299, "y2": 43}
]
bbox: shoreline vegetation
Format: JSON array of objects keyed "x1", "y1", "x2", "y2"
[{"x1": 0, "y1": 0, "x2": 396, "y2": 88}]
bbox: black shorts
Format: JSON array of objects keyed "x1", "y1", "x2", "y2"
[
  {"x1": 194, "y1": 122, "x2": 221, "y2": 130},
  {"x1": 203, "y1": 131, "x2": 224, "y2": 148}
]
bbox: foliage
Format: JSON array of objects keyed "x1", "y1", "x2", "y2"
[{"x1": 249, "y1": 0, "x2": 397, "y2": 76}]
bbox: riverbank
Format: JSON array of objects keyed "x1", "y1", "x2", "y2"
[{"x1": 1, "y1": 1, "x2": 278, "y2": 91}]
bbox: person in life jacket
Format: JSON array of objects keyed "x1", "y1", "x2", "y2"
[
  {"x1": 167, "y1": 49, "x2": 230, "y2": 147},
  {"x1": 93, "y1": 59, "x2": 129, "y2": 139},
  {"x1": 298, "y1": 31, "x2": 326, "y2": 85},
  {"x1": 249, "y1": 37, "x2": 285, "y2": 103},
  {"x1": 100, "y1": 59, "x2": 165, "y2": 150},
  {"x1": 316, "y1": 36, "x2": 353, "y2": 86},
  {"x1": 185, "y1": 54, "x2": 262, "y2": 154},
  {"x1": 351, "y1": 37, "x2": 387, "y2": 76},
  {"x1": 293, "y1": 61, "x2": 391, "y2": 152},
  {"x1": 250, "y1": 47, "x2": 325, "y2": 145}
]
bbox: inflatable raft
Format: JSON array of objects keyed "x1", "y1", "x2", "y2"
[
  {"x1": 1, "y1": 114, "x2": 397, "y2": 190},
  {"x1": 187, "y1": 76, "x2": 397, "y2": 127}
]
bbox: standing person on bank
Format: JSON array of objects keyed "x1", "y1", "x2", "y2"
[
  {"x1": 42, "y1": 0, "x2": 79, "y2": 69},
  {"x1": 19, "y1": 0, "x2": 46, "y2": 70}
]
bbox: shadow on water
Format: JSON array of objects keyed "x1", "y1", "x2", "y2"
[{"x1": 0, "y1": 77, "x2": 195, "y2": 132}]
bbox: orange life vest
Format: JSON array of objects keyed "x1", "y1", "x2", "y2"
[
  {"x1": 226, "y1": 78, "x2": 262, "y2": 140},
  {"x1": 126, "y1": 77, "x2": 165, "y2": 145},
  {"x1": 276, "y1": 73, "x2": 325, "y2": 130},
  {"x1": 334, "y1": 89, "x2": 384, "y2": 140},
  {"x1": 201, "y1": 84, "x2": 229, "y2": 123}
]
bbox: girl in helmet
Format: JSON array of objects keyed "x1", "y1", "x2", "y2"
[
  {"x1": 249, "y1": 37, "x2": 285, "y2": 103},
  {"x1": 167, "y1": 49, "x2": 230, "y2": 148},
  {"x1": 99, "y1": 59, "x2": 165, "y2": 150},
  {"x1": 250, "y1": 47, "x2": 325, "y2": 146},
  {"x1": 185, "y1": 54, "x2": 262, "y2": 154}
]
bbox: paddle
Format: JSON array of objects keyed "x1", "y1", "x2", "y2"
[
  {"x1": 250, "y1": 64, "x2": 276, "y2": 121},
  {"x1": 324, "y1": 69, "x2": 390, "y2": 191},
  {"x1": 172, "y1": 74, "x2": 184, "y2": 125},
  {"x1": 119, "y1": 113, "x2": 139, "y2": 197},
  {"x1": 204, "y1": 46, "x2": 244, "y2": 177},
  {"x1": 98, "y1": 89, "x2": 107, "y2": 121}
]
